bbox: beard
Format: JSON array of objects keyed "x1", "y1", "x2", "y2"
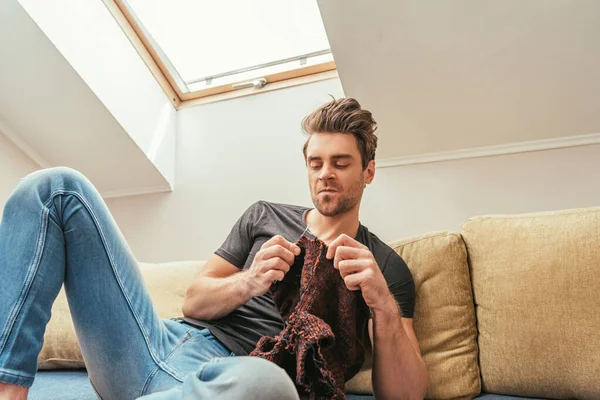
[{"x1": 312, "y1": 176, "x2": 364, "y2": 217}]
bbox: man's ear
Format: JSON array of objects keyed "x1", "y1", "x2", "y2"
[{"x1": 365, "y1": 160, "x2": 375, "y2": 185}]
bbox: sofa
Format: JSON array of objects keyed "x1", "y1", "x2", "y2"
[{"x1": 29, "y1": 205, "x2": 600, "y2": 399}]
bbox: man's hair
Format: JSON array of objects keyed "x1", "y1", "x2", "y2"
[{"x1": 301, "y1": 97, "x2": 378, "y2": 169}]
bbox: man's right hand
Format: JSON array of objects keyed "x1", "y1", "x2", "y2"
[{"x1": 244, "y1": 235, "x2": 301, "y2": 298}]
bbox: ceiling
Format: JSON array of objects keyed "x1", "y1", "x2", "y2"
[
  {"x1": 2, "y1": 0, "x2": 600, "y2": 180},
  {"x1": 319, "y1": 0, "x2": 600, "y2": 159}
]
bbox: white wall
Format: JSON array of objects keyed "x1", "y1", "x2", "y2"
[
  {"x1": 105, "y1": 78, "x2": 600, "y2": 263},
  {"x1": 0, "y1": 131, "x2": 40, "y2": 215},
  {"x1": 2, "y1": 79, "x2": 598, "y2": 262},
  {"x1": 361, "y1": 144, "x2": 600, "y2": 243},
  {"x1": 105, "y1": 78, "x2": 344, "y2": 262}
]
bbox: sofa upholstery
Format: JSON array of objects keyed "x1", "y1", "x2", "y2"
[
  {"x1": 32, "y1": 206, "x2": 600, "y2": 399},
  {"x1": 27, "y1": 370, "x2": 549, "y2": 400},
  {"x1": 28, "y1": 370, "x2": 379, "y2": 400},
  {"x1": 462, "y1": 207, "x2": 600, "y2": 399},
  {"x1": 387, "y1": 232, "x2": 480, "y2": 399}
]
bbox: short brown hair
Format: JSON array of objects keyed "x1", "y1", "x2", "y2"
[{"x1": 301, "y1": 97, "x2": 378, "y2": 169}]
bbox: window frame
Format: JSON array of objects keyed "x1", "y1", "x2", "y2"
[{"x1": 105, "y1": 0, "x2": 338, "y2": 108}]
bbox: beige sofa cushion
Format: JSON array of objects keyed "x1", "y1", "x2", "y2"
[
  {"x1": 348, "y1": 232, "x2": 481, "y2": 399},
  {"x1": 344, "y1": 336, "x2": 374, "y2": 394},
  {"x1": 38, "y1": 261, "x2": 203, "y2": 369},
  {"x1": 462, "y1": 207, "x2": 600, "y2": 400}
]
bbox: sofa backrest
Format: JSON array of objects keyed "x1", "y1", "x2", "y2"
[
  {"x1": 41, "y1": 236, "x2": 482, "y2": 399},
  {"x1": 388, "y1": 232, "x2": 481, "y2": 400},
  {"x1": 38, "y1": 260, "x2": 203, "y2": 369},
  {"x1": 462, "y1": 206, "x2": 600, "y2": 400}
]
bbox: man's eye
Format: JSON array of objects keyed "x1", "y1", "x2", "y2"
[
  {"x1": 310, "y1": 164, "x2": 321, "y2": 170},
  {"x1": 336, "y1": 164, "x2": 349, "y2": 169}
]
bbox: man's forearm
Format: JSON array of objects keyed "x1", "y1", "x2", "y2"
[
  {"x1": 372, "y1": 297, "x2": 428, "y2": 400},
  {"x1": 182, "y1": 271, "x2": 252, "y2": 320}
]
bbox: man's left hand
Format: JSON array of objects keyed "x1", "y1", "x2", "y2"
[{"x1": 326, "y1": 234, "x2": 392, "y2": 310}]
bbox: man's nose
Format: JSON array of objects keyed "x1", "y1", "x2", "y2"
[{"x1": 318, "y1": 165, "x2": 335, "y2": 181}]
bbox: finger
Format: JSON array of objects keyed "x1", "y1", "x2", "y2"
[
  {"x1": 337, "y1": 259, "x2": 368, "y2": 278},
  {"x1": 266, "y1": 257, "x2": 291, "y2": 274},
  {"x1": 261, "y1": 235, "x2": 301, "y2": 256},
  {"x1": 260, "y1": 235, "x2": 288, "y2": 250},
  {"x1": 326, "y1": 234, "x2": 368, "y2": 259},
  {"x1": 260, "y1": 244, "x2": 296, "y2": 266},
  {"x1": 265, "y1": 269, "x2": 285, "y2": 282},
  {"x1": 332, "y1": 246, "x2": 369, "y2": 270},
  {"x1": 344, "y1": 271, "x2": 367, "y2": 291}
]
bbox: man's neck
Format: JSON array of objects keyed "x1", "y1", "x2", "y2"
[{"x1": 305, "y1": 207, "x2": 361, "y2": 245}]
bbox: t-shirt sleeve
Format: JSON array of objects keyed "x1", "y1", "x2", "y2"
[
  {"x1": 382, "y1": 251, "x2": 416, "y2": 318},
  {"x1": 214, "y1": 201, "x2": 264, "y2": 269}
]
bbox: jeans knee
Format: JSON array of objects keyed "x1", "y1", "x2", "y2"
[
  {"x1": 27, "y1": 167, "x2": 88, "y2": 186},
  {"x1": 235, "y1": 357, "x2": 299, "y2": 400},
  {"x1": 19, "y1": 167, "x2": 92, "y2": 195},
  {"x1": 5, "y1": 167, "x2": 95, "y2": 214}
]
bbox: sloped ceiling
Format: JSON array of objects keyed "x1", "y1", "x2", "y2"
[
  {"x1": 3, "y1": 0, "x2": 600, "y2": 176},
  {"x1": 318, "y1": 0, "x2": 600, "y2": 159},
  {"x1": 0, "y1": 0, "x2": 169, "y2": 196}
]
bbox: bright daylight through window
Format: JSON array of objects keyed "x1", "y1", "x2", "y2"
[{"x1": 117, "y1": 0, "x2": 334, "y2": 99}]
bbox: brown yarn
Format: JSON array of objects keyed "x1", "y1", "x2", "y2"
[{"x1": 250, "y1": 235, "x2": 370, "y2": 399}]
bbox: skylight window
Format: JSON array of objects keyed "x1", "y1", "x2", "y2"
[{"x1": 113, "y1": 0, "x2": 335, "y2": 102}]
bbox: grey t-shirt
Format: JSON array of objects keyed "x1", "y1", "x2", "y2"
[{"x1": 183, "y1": 201, "x2": 415, "y2": 355}]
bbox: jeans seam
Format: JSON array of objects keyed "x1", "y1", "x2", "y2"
[
  {"x1": 196, "y1": 358, "x2": 221, "y2": 382},
  {"x1": 0, "y1": 207, "x2": 49, "y2": 356},
  {"x1": 89, "y1": 377, "x2": 104, "y2": 400},
  {"x1": 195, "y1": 361, "x2": 210, "y2": 382},
  {"x1": 140, "y1": 365, "x2": 162, "y2": 398},
  {"x1": 0, "y1": 368, "x2": 35, "y2": 379},
  {"x1": 139, "y1": 331, "x2": 191, "y2": 397},
  {"x1": 0, "y1": 368, "x2": 35, "y2": 388},
  {"x1": 162, "y1": 331, "x2": 192, "y2": 369},
  {"x1": 45, "y1": 189, "x2": 182, "y2": 382}
]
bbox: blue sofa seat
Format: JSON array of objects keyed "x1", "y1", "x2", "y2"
[{"x1": 30, "y1": 370, "x2": 547, "y2": 400}]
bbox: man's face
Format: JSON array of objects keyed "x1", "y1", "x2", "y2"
[{"x1": 305, "y1": 132, "x2": 374, "y2": 217}]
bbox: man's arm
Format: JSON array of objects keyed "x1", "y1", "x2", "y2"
[
  {"x1": 182, "y1": 235, "x2": 300, "y2": 320},
  {"x1": 369, "y1": 309, "x2": 428, "y2": 400},
  {"x1": 327, "y1": 234, "x2": 428, "y2": 400},
  {"x1": 182, "y1": 254, "x2": 251, "y2": 320}
]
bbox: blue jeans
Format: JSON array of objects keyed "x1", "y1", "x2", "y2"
[{"x1": 0, "y1": 167, "x2": 298, "y2": 400}]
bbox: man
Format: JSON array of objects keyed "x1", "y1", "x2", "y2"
[{"x1": 0, "y1": 97, "x2": 427, "y2": 400}]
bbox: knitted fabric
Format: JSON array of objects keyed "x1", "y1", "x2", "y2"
[{"x1": 250, "y1": 235, "x2": 370, "y2": 399}]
